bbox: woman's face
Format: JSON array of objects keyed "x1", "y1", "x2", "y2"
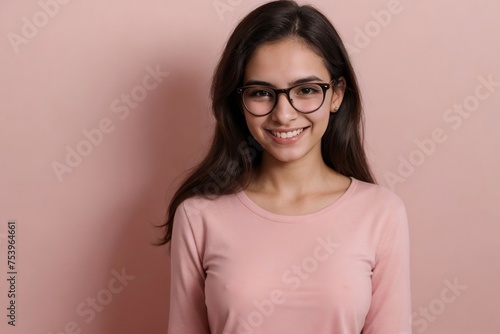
[{"x1": 242, "y1": 38, "x2": 344, "y2": 165}]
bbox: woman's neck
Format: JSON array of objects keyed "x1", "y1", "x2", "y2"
[{"x1": 248, "y1": 152, "x2": 346, "y2": 198}]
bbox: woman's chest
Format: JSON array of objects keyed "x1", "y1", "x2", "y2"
[{"x1": 202, "y1": 223, "x2": 375, "y2": 328}]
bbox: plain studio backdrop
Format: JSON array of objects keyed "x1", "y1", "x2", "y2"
[{"x1": 0, "y1": 0, "x2": 499, "y2": 333}]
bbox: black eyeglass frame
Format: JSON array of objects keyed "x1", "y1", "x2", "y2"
[{"x1": 236, "y1": 79, "x2": 338, "y2": 117}]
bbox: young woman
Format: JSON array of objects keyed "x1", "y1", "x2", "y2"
[{"x1": 161, "y1": 1, "x2": 411, "y2": 333}]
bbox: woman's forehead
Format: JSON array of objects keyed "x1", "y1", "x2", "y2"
[{"x1": 244, "y1": 38, "x2": 330, "y2": 85}]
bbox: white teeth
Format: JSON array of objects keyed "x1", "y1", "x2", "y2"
[{"x1": 271, "y1": 128, "x2": 304, "y2": 139}]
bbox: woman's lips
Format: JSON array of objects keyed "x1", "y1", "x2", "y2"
[{"x1": 266, "y1": 126, "x2": 309, "y2": 144}]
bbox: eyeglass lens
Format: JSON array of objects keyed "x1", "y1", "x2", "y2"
[{"x1": 242, "y1": 83, "x2": 326, "y2": 115}]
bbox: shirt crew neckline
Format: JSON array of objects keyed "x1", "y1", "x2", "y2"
[{"x1": 235, "y1": 177, "x2": 358, "y2": 223}]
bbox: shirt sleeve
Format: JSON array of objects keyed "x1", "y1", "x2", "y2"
[
  {"x1": 168, "y1": 201, "x2": 210, "y2": 333},
  {"x1": 362, "y1": 201, "x2": 412, "y2": 334}
]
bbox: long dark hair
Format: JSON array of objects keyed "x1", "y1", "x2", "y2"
[{"x1": 157, "y1": 0, "x2": 374, "y2": 246}]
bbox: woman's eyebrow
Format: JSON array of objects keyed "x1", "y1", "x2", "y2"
[
  {"x1": 244, "y1": 80, "x2": 273, "y2": 86},
  {"x1": 244, "y1": 75, "x2": 323, "y2": 87},
  {"x1": 290, "y1": 75, "x2": 323, "y2": 85}
]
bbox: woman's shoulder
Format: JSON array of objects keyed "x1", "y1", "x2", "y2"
[
  {"x1": 348, "y1": 178, "x2": 408, "y2": 233},
  {"x1": 350, "y1": 177, "x2": 406, "y2": 210},
  {"x1": 178, "y1": 192, "x2": 241, "y2": 215}
]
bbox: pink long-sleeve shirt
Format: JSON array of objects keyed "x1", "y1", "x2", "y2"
[{"x1": 168, "y1": 178, "x2": 412, "y2": 334}]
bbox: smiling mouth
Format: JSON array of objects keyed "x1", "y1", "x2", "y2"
[{"x1": 269, "y1": 127, "x2": 308, "y2": 139}]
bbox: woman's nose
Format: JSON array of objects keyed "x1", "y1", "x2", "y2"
[{"x1": 271, "y1": 93, "x2": 297, "y2": 123}]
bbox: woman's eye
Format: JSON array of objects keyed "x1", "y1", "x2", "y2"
[
  {"x1": 250, "y1": 89, "x2": 272, "y2": 97},
  {"x1": 298, "y1": 86, "x2": 320, "y2": 95}
]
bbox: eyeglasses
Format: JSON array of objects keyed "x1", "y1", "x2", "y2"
[{"x1": 236, "y1": 79, "x2": 337, "y2": 117}]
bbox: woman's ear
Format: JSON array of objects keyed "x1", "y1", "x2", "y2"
[{"x1": 330, "y1": 77, "x2": 346, "y2": 113}]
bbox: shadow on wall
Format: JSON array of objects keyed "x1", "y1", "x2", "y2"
[{"x1": 95, "y1": 61, "x2": 209, "y2": 333}]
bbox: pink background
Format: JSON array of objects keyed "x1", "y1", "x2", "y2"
[{"x1": 1, "y1": 0, "x2": 499, "y2": 333}]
